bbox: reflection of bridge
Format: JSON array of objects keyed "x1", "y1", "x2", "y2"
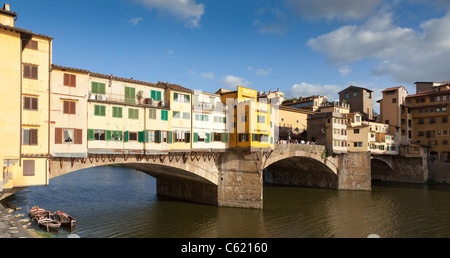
[{"x1": 50, "y1": 144, "x2": 427, "y2": 209}]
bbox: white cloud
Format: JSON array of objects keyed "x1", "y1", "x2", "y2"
[
  {"x1": 338, "y1": 66, "x2": 351, "y2": 76},
  {"x1": 285, "y1": 0, "x2": 383, "y2": 21},
  {"x1": 248, "y1": 66, "x2": 274, "y2": 76},
  {"x1": 136, "y1": 0, "x2": 205, "y2": 27},
  {"x1": 307, "y1": 10, "x2": 450, "y2": 83},
  {"x1": 286, "y1": 82, "x2": 343, "y2": 101},
  {"x1": 128, "y1": 17, "x2": 143, "y2": 26},
  {"x1": 220, "y1": 75, "x2": 251, "y2": 88},
  {"x1": 200, "y1": 72, "x2": 214, "y2": 79}
]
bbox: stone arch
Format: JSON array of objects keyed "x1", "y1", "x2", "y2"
[
  {"x1": 370, "y1": 156, "x2": 394, "y2": 181},
  {"x1": 263, "y1": 155, "x2": 339, "y2": 189}
]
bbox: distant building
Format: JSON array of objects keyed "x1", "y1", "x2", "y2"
[
  {"x1": 282, "y1": 95, "x2": 327, "y2": 112},
  {"x1": 307, "y1": 112, "x2": 348, "y2": 154},
  {"x1": 338, "y1": 86, "x2": 373, "y2": 121},
  {"x1": 377, "y1": 86, "x2": 408, "y2": 128},
  {"x1": 257, "y1": 88, "x2": 285, "y2": 105}
]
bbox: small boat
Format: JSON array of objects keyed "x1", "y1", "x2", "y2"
[
  {"x1": 53, "y1": 211, "x2": 76, "y2": 228},
  {"x1": 38, "y1": 217, "x2": 61, "y2": 230},
  {"x1": 28, "y1": 206, "x2": 50, "y2": 220}
]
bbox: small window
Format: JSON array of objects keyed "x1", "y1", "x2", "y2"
[
  {"x1": 23, "y1": 64, "x2": 38, "y2": 79},
  {"x1": 94, "y1": 129, "x2": 106, "y2": 141},
  {"x1": 23, "y1": 96, "x2": 38, "y2": 110},
  {"x1": 63, "y1": 129, "x2": 74, "y2": 143},
  {"x1": 149, "y1": 109, "x2": 157, "y2": 119},
  {"x1": 23, "y1": 160, "x2": 35, "y2": 176},
  {"x1": 22, "y1": 128, "x2": 38, "y2": 145},
  {"x1": 161, "y1": 110, "x2": 168, "y2": 121},
  {"x1": 112, "y1": 106, "x2": 123, "y2": 118},
  {"x1": 64, "y1": 73, "x2": 76, "y2": 87},
  {"x1": 129, "y1": 132, "x2": 138, "y2": 141},
  {"x1": 63, "y1": 101, "x2": 76, "y2": 114},
  {"x1": 91, "y1": 82, "x2": 106, "y2": 94},
  {"x1": 257, "y1": 115, "x2": 265, "y2": 123},
  {"x1": 94, "y1": 105, "x2": 106, "y2": 116},
  {"x1": 354, "y1": 129, "x2": 360, "y2": 134},
  {"x1": 128, "y1": 108, "x2": 139, "y2": 119}
]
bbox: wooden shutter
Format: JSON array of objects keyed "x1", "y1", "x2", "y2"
[
  {"x1": 63, "y1": 101, "x2": 70, "y2": 114},
  {"x1": 138, "y1": 131, "x2": 145, "y2": 143},
  {"x1": 23, "y1": 160, "x2": 35, "y2": 176},
  {"x1": 24, "y1": 97, "x2": 30, "y2": 109},
  {"x1": 23, "y1": 65, "x2": 31, "y2": 78},
  {"x1": 64, "y1": 73, "x2": 70, "y2": 86},
  {"x1": 106, "y1": 130, "x2": 112, "y2": 141},
  {"x1": 55, "y1": 128, "x2": 62, "y2": 144},
  {"x1": 70, "y1": 74, "x2": 76, "y2": 87},
  {"x1": 155, "y1": 130, "x2": 161, "y2": 143},
  {"x1": 223, "y1": 133, "x2": 228, "y2": 143},
  {"x1": 30, "y1": 129, "x2": 38, "y2": 145},
  {"x1": 31, "y1": 98, "x2": 38, "y2": 110},
  {"x1": 167, "y1": 131, "x2": 173, "y2": 144},
  {"x1": 75, "y1": 129, "x2": 82, "y2": 144},
  {"x1": 124, "y1": 131, "x2": 129, "y2": 142},
  {"x1": 31, "y1": 66, "x2": 38, "y2": 79}
]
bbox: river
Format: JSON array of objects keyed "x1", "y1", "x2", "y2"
[{"x1": 3, "y1": 166, "x2": 450, "y2": 238}]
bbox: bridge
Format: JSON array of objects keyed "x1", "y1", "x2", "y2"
[{"x1": 49, "y1": 144, "x2": 427, "y2": 209}]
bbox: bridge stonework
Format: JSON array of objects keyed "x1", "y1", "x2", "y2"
[
  {"x1": 371, "y1": 155, "x2": 428, "y2": 183},
  {"x1": 49, "y1": 145, "x2": 373, "y2": 209}
]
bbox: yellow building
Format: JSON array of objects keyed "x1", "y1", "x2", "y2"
[
  {"x1": 1, "y1": 3, "x2": 52, "y2": 193},
  {"x1": 277, "y1": 106, "x2": 312, "y2": 142},
  {"x1": 217, "y1": 86, "x2": 273, "y2": 150}
]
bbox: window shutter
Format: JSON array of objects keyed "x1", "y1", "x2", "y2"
[
  {"x1": 138, "y1": 131, "x2": 145, "y2": 143},
  {"x1": 32, "y1": 98, "x2": 38, "y2": 110},
  {"x1": 24, "y1": 97, "x2": 30, "y2": 109},
  {"x1": 55, "y1": 128, "x2": 62, "y2": 144},
  {"x1": 30, "y1": 129, "x2": 38, "y2": 145},
  {"x1": 124, "y1": 131, "x2": 129, "y2": 142},
  {"x1": 75, "y1": 129, "x2": 83, "y2": 144},
  {"x1": 167, "y1": 131, "x2": 173, "y2": 144},
  {"x1": 92, "y1": 82, "x2": 98, "y2": 93},
  {"x1": 157, "y1": 91, "x2": 161, "y2": 101},
  {"x1": 64, "y1": 73, "x2": 69, "y2": 86},
  {"x1": 151, "y1": 90, "x2": 155, "y2": 99},
  {"x1": 144, "y1": 130, "x2": 149, "y2": 143},
  {"x1": 206, "y1": 133, "x2": 210, "y2": 143},
  {"x1": 194, "y1": 133, "x2": 198, "y2": 143},
  {"x1": 70, "y1": 74, "x2": 76, "y2": 87},
  {"x1": 155, "y1": 130, "x2": 161, "y2": 143},
  {"x1": 31, "y1": 66, "x2": 38, "y2": 79},
  {"x1": 87, "y1": 129, "x2": 94, "y2": 141},
  {"x1": 174, "y1": 93, "x2": 178, "y2": 100},
  {"x1": 106, "y1": 130, "x2": 112, "y2": 141},
  {"x1": 24, "y1": 65, "x2": 31, "y2": 78},
  {"x1": 23, "y1": 160, "x2": 35, "y2": 176},
  {"x1": 223, "y1": 133, "x2": 228, "y2": 143},
  {"x1": 70, "y1": 102, "x2": 76, "y2": 114},
  {"x1": 63, "y1": 101, "x2": 70, "y2": 114},
  {"x1": 94, "y1": 105, "x2": 99, "y2": 116},
  {"x1": 101, "y1": 106, "x2": 106, "y2": 116}
]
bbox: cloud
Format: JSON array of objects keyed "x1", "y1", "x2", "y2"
[
  {"x1": 285, "y1": 0, "x2": 383, "y2": 21},
  {"x1": 307, "y1": 10, "x2": 450, "y2": 83},
  {"x1": 248, "y1": 67, "x2": 274, "y2": 76},
  {"x1": 220, "y1": 75, "x2": 251, "y2": 88},
  {"x1": 286, "y1": 82, "x2": 343, "y2": 101},
  {"x1": 128, "y1": 17, "x2": 143, "y2": 26},
  {"x1": 199, "y1": 72, "x2": 214, "y2": 79},
  {"x1": 338, "y1": 66, "x2": 351, "y2": 76},
  {"x1": 136, "y1": 0, "x2": 205, "y2": 27}
]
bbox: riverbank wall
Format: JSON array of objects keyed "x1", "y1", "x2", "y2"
[
  {"x1": 428, "y1": 160, "x2": 450, "y2": 183},
  {"x1": 0, "y1": 203, "x2": 33, "y2": 238}
]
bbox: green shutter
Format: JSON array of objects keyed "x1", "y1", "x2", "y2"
[
  {"x1": 138, "y1": 131, "x2": 145, "y2": 143},
  {"x1": 206, "y1": 133, "x2": 210, "y2": 143},
  {"x1": 167, "y1": 131, "x2": 173, "y2": 144},
  {"x1": 144, "y1": 130, "x2": 149, "y2": 143},
  {"x1": 94, "y1": 105, "x2": 99, "y2": 116},
  {"x1": 174, "y1": 93, "x2": 178, "y2": 101},
  {"x1": 157, "y1": 91, "x2": 161, "y2": 101},
  {"x1": 194, "y1": 133, "x2": 198, "y2": 143},
  {"x1": 161, "y1": 110, "x2": 168, "y2": 121},
  {"x1": 87, "y1": 129, "x2": 94, "y2": 141},
  {"x1": 124, "y1": 131, "x2": 129, "y2": 142},
  {"x1": 101, "y1": 106, "x2": 106, "y2": 116},
  {"x1": 99, "y1": 83, "x2": 105, "y2": 94},
  {"x1": 91, "y1": 82, "x2": 98, "y2": 93},
  {"x1": 106, "y1": 130, "x2": 112, "y2": 141},
  {"x1": 223, "y1": 133, "x2": 228, "y2": 143}
]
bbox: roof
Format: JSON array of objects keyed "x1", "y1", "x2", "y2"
[
  {"x1": 406, "y1": 88, "x2": 450, "y2": 98},
  {"x1": 0, "y1": 6, "x2": 17, "y2": 18},
  {"x1": 382, "y1": 86, "x2": 406, "y2": 92},
  {"x1": 338, "y1": 85, "x2": 373, "y2": 94},
  {"x1": 279, "y1": 105, "x2": 315, "y2": 114},
  {"x1": 51, "y1": 64, "x2": 90, "y2": 74},
  {"x1": 0, "y1": 23, "x2": 53, "y2": 40}
]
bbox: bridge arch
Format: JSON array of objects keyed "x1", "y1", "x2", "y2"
[{"x1": 370, "y1": 156, "x2": 395, "y2": 181}]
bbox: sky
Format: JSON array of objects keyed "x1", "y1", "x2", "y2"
[{"x1": 8, "y1": 0, "x2": 450, "y2": 112}]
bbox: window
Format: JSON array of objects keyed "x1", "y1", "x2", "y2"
[
  {"x1": 24, "y1": 40, "x2": 38, "y2": 50},
  {"x1": 182, "y1": 112, "x2": 190, "y2": 120},
  {"x1": 125, "y1": 87, "x2": 136, "y2": 104},
  {"x1": 443, "y1": 117, "x2": 448, "y2": 123},
  {"x1": 129, "y1": 132, "x2": 138, "y2": 141},
  {"x1": 173, "y1": 111, "x2": 181, "y2": 119},
  {"x1": 430, "y1": 96, "x2": 435, "y2": 102},
  {"x1": 257, "y1": 115, "x2": 265, "y2": 123},
  {"x1": 94, "y1": 105, "x2": 106, "y2": 116},
  {"x1": 418, "y1": 119, "x2": 424, "y2": 124},
  {"x1": 430, "y1": 118, "x2": 436, "y2": 124},
  {"x1": 174, "y1": 93, "x2": 190, "y2": 103},
  {"x1": 174, "y1": 131, "x2": 190, "y2": 143},
  {"x1": 128, "y1": 108, "x2": 139, "y2": 119},
  {"x1": 367, "y1": 92, "x2": 371, "y2": 98},
  {"x1": 354, "y1": 129, "x2": 360, "y2": 134},
  {"x1": 23, "y1": 64, "x2": 38, "y2": 79},
  {"x1": 195, "y1": 114, "x2": 209, "y2": 121},
  {"x1": 385, "y1": 120, "x2": 389, "y2": 125},
  {"x1": 112, "y1": 131, "x2": 123, "y2": 141},
  {"x1": 346, "y1": 93, "x2": 349, "y2": 99},
  {"x1": 94, "y1": 130, "x2": 106, "y2": 141},
  {"x1": 22, "y1": 128, "x2": 38, "y2": 145},
  {"x1": 55, "y1": 128, "x2": 82, "y2": 144},
  {"x1": 23, "y1": 96, "x2": 38, "y2": 110},
  {"x1": 239, "y1": 133, "x2": 249, "y2": 142},
  {"x1": 64, "y1": 73, "x2": 76, "y2": 87},
  {"x1": 392, "y1": 98, "x2": 397, "y2": 103},
  {"x1": 356, "y1": 116, "x2": 360, "y2": 122},
  {"x1": 91, "y1": 82, "x2": 106, "y2": 94},
  {"x1": 418, "y1": 131, "x2": 424, "y2": 137},
  {"x1": 149, "y1": 109, "x2": 157, "y2": 119},
  {"x1": 63, "y1": 101, "x2": 76, "y2": 114},
  {"x1": 241, "y1": 115, "x2": 247, "y2": 122},
  {"x1": 214, "y1": 116, "x2": 226, "y2": 123},
  {"x1": 23, "y1": 160, "x2": 35, "y2": 177},
  {"x1": 112, "y1": 106, "x2": 122, "y2": 118},
  {"x1": 151, "y1": 90, "x2": 162, "y2": 101},
  {"x1": 161, "y1": 110, "x2": 168, "y2": 121},
  {"x1": 63, "y1": 129, "x2": 74, "y2": 143},
  {"x1": 353, "y1": 92, "x2": 357, "y2": 97}
]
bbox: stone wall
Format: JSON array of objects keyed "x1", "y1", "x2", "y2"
[
  {"x1": 337, "y1": 152, "x2": 371, "y2": 191},
  {"x1": 428, "y1": 160, "x2": 450, "y2": 183}
]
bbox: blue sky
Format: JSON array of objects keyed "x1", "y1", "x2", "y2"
[{"x1": 9, "y1": 0, "x2": 450, "y2": 111}]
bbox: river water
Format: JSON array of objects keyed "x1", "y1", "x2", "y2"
[{"x1": 3, "y1": 166, "x2": 450, "y2": 238}]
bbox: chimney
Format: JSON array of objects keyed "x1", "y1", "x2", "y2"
[{"x1": 3, "y1": 3, "x2": 10, "y2": 11}]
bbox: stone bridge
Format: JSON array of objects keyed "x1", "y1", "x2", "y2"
[
  {"x1": 371, "y1": 154, "x2": 428, "y2": 183},
  {"x1": 50, "y1": 144, "x2": 373, "y2": 209}
]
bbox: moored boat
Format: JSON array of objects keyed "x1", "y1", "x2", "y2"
[
  {"x1": 28, "y1": 206, "x2": 50, "y2": 221},
  {"x1": 53, "y1": 211, "x2": 76, "y2": 227},
  {"x1": 38, "y1": 217, "x2": 61, "y2": 230}
]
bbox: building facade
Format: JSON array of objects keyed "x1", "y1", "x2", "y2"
[{"x1": 339, "y1": 85, "x2": 373, "y2": 121}]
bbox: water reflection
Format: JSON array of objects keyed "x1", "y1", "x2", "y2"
[{"x1": 3, "y1": 167, "x2": 450, "y2": 238}]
